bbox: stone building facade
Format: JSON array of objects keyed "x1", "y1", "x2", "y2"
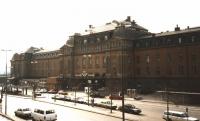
[{"x1": 10, "y1": 16, "x2": 200, "y2": 93}]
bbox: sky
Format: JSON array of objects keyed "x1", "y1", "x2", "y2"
[{"x1": 0, "y1": 0, "x2": 200, "y2": 74}]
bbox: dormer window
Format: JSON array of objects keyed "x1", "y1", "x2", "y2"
[
  {"x1": 97, "y1": 38, "x2": 100, "y2": 42},
  {"x1": 84, "y1": 39, "x2": 87, "y2": 44},
  {"x1": 192, "y1": 36, "x2": 195, "y2": 42},
  {"x1": 104, "y1": 35, "x2": 108, "y2": 40},
  {"x1": 178, "y1": 38, "x2": 182, "y2": 44}
]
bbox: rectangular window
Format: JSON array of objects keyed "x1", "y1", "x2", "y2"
[
  {"x1": 103, "y1": 56, "x2": 107, "y2": 67},
  {"x1": 95, "y1": 56, "x2": 99, "y2": 65},
  {"x1": 136, "y1": 68, "x2": 140, "y2": 75},
  {"x1": 178, "y1": 64, "x2": 184, "y2": 75},
  {"x1": 156, "y1": 67, "x2": 160, "y2": 75},
  {"x1": 146, "y1": 66, "x2": 150, "y2": 75},
  {"x1": 136, "y1": 56, "x2": 140, "y2": 64},
  {"x1": 82, "y1": 58, "x2": 86, "y2": 66},
  {"x1": 156, "y1": 53, "x2": 160, "y2": 62},
  {"x1": 191, "y1": 55, "x2": 197, "y2": 63},
  {"x1": 192, "y1": 65, "x2": 198, "y2": 74},
  {"x1": 178, "y1": 55, "x2": 183, "y2": 62},
  {"x1": 167, "y1": 53, "x2": 172, "y2": 63},
  {"x1": 192, "y1": 36, "x2": 195, "y2": 42},
  {"x1": 146, "y1": 55, "x2": 150, "y2": 64},
  {"x1": 178, "y1": 38, "x2": 182, "y2": 44},
  {"x1": 88, "y1": 57, "x2": 92, "y2": 68}
]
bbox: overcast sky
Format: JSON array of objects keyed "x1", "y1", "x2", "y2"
[{"x1": 0, "y1": 0, "x2": 200, "y2": 74}]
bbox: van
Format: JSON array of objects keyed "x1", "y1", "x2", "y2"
[
  {"x1": 163, "y1": 110, "x2": 199, "y2": 121},
  {"x1": 31, "y1": 108, "x2": 57, "y2": 121}
]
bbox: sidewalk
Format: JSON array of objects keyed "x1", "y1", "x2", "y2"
[{"x1": 0, "y1": 113, "x2": 15, "y2": 121}]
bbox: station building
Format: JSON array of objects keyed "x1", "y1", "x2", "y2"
[{"x1": 10, "y1": 16, "x2": 200, "y2": 93}]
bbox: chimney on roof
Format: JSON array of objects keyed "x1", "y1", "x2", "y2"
[
  {"x1": 126, "y1": 16, "x2": 131, "y2": 22},
  {"x1": 175, "y1": 24, "x2": 180, "y2": 31},
  {"x1": 187, "y1": 26, "x2": 190, "y2": 29},
  {"x1": 131, "y1": 20, "x2": 136, "y2": 25},
  {"x1": 89, "y1": 25, "x2": 93, "y2": 28}
]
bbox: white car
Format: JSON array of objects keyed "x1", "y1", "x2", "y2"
[
  {"x1": 31, "y1": 108, "x2": 57, "y2": 121},
  {"x1": 163, "y1": 110, "x2": 199, "y2": 121},
  {"x1": 14, "y1": 108, "x2": 32, "y2": 119}
]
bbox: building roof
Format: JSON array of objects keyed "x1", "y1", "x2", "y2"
[
  {"x1": 23, "y1": 46, "x2": 58, "y2": 54},
  {"x1": 78, "y1": 16, "x2": 148, "y2": 36},
  {"x1": 139, "y1": 26, "x2": 200, "y2": 39},
  {"x1": 156, "y1": 26, "x2": 200, "y2": 37}
]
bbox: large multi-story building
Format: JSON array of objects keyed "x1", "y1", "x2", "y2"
[{"x1": 10, "y1": 16, "x2": 200, "y2": 93}]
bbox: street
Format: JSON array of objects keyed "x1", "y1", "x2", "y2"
[
  {"x1": 1, "y1": 93, "x2": 200, "y2": 121},
  {"x1": 2, "y1": 95, "x2": 127, "y2": 121}
]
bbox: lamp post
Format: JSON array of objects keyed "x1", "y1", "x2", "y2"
[
  {"x1": 83, "y1": 54, "x2": 91, "y2": 106},
  {"x1": 166, "y1": 87, "x2": 169, "y2": 121},
  {"x1": 121, "y1": 39, "x2": 125, "y2": 121},
  {"x1": 87, "y1": 80, "x2": 91, "y2": 106},
  {"x1": 1, "y1": 49, "x2": 11, "y2": 115},
  {"x1": 30, "y1": 60, "x2": 38, "y2": 100}
]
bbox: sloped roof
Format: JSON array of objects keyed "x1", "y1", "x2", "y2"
[
  {"x1": 138, "y1": 26, "x2": 200, "y2": 39},
  {"x1": 80, "y1": 17, "x2": 148, "y2": 36},
  {"x1": 25, "y1": 47, "x2": 40, "y2": 53}
]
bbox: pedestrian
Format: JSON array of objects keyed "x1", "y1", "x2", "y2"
[{"x1": 91, "y1": 98, "x2": 94, "y2": 107}]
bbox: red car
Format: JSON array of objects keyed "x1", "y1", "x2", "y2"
[
  {"x1": 109, "y1": 94, "x2": 122, "y2": 100},
  {"x1": 48, "y1": 89, "x2": 57, "y2": 94}
]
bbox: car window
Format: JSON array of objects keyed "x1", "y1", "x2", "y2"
[
  {"x1": 23, "y1": 108, "x2": 30, "y2": 111},
  {"x1": 172, "y1": 113, "x2": 187, "y2": 117},
  {"x1": 35, "y1": 109, "x2": 44, "y2": 114},
  {"x1": 46, "y1": 110, "x2": 55, "y2": 114}
]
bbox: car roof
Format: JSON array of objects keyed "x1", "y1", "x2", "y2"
[{"x1": 164, "y1": 110, "x2": 186, "y2": 114}]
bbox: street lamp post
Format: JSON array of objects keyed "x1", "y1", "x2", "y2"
[
  {"x1": 1, "y1": 49, "x2": 11, "y2": 115},
  {"x1": 121, "y1": 39, "x2": 125, "y2": 121},
  {"x1": 166, "y1": 87, "x2": 169, "y2": 121},
  {"x1": 87, "y1": 80, "x2": 91, "y2": 106},
  {"x1": 30, "y1": 61, "x2": 38, "y2": 100},
  {"x1": 83, "y1": 54, "x2": 91, "y2": 106}
]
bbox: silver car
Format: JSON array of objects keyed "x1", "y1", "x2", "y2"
[{"x1": 163, "y1": 110, "x2": 199, "y2": 121}]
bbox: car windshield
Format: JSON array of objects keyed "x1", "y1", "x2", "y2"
[
  {"x1": 22, "y1": 108, "x2": 30, "y2": 111},
  {"x1": 125, "y1": 104, "x2": 135, "y2": 109}
]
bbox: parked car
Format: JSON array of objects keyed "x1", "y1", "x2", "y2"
[
  {"x1": 31, "y1": 108, "x2": 57, "y2": 121},
  {"x1": 90, "y1": 91, "x2": 105, "y2": 98},
  {"x1": 52, "y1": 94, "x2": 64, "y2": 100},
  {"x1": 118, "y1": 104, "x2": 141, "y2": 114},
  {"x1": 162, "y1": 110, "x2": 199, "y2": 121},
  {"x1": 109, "y1": 94, "x2": 122, "y2": 100},
  {"x1": 14, "y1": 108, "x2": 32, "y2": 119},
  {"x1": 48, "y1": 89, "x2": 57, "y2": 94},
  {"x1": 58, "y1": 90, "x2": 68, "y2": 95},
  {"x1": 76, "y1": 97, "x2": 86, "y2": 104},
  {"x1": 35, "y1": 92, "x2": 42, "y2": 96},
  {"x1": 96, "y1": 101, "x2": 117, "y2": 110},
  {"x1": 36, "y1": 89, "x2": 47, "y2": 93}
]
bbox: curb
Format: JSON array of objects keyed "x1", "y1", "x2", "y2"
[
  {"x1": 0, "y1": 113, "x2": 15, "y2": 121},
  {"x1": 35, "y1": 100, "x2": 138, "y2": 121}
]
